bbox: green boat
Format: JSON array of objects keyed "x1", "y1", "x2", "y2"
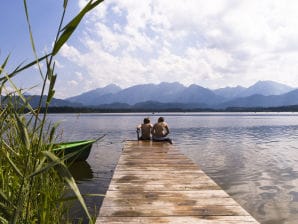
[{"x1": 53, "y1": 139, "x2": 95, "y2": 162}]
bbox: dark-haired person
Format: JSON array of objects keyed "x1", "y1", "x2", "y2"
[
  {"x1": 136, "y1": 117, "x2": 153, "y2": 140},
  {"x1": 151, "y1": 117, "x2": 172, "y2": 144}
]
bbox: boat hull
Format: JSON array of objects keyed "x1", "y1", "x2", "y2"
[{"x1": 53, "y1": 139, "x2": 95, "y2": 162}]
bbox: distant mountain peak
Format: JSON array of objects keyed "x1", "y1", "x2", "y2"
[
  {"x1": 241, "y1": 80, "x2": 294, "y2": 97},
  {"x1": 213, "y1": 85, "x2": 246, "y2": 99},
  {"x1": 106, "y1": 83, "x2": 122, "y2": 88},
  {"x1": 66, "y1": 83, "x2": 122, "y2": 104},
  {"x1": 159, "y1": 81, "x2": 185, "y2": 87},
  {"x1": 255, "y1": 80, "x2": 282, "y2": 84},
  {"x1": 251, "y1": 80, "x2": 292, "y2": 87},
  {"x1": 96, "y1": 84, "x2": 122, "y2": 92}
]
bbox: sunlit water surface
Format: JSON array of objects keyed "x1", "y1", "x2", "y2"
[{"x1": 48, "y1": 112, "x2": 298, "y2": 224}]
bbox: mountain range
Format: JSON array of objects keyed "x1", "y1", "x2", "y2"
[
  {"x1": 15, "y1": 80, "x2": 298, "y2": 110},
  {"x1": 62, "y1": 80, "x2": 297, "y2": 109}
]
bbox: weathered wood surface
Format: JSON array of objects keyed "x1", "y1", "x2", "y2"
[{"x1": 96, "y1": 141, "x2": 259, "y2": 223}]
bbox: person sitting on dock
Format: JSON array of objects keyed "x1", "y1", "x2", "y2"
[
  {"x1": 151, "y1": 117, "x2": 173, "y2": 144},
  {"x1": 136, "y1": 117, "x2": 153, "y2": 140}
]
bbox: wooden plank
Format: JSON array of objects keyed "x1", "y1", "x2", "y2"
[
  {"x1": 111, "y1": 173, "x2": 211, "y2": 181},
  {"x1": 100, "y1": 197, "x2": 241, "y2": 207},
  {"x1": 114, "y1": 166, "x2": 202, "y2": 171},
  {"x1": 109, "y1": 176, "x2": 217, "y2": 185},
  {"x1": 120, "y1": 154, "x2": 189, "y2": 159},
  {"x1": 97, "y1": 216, "x2": 258, "y2": 224},
  {"x1": 96, "y1": 141, "x2": 259, "y2": 223},
  {"x1": 118, "y1": 158, "x2": 195, "y2": 163},
  {"x1": 112, "y1": 170, "x2": 205, "y2": 175},
  {"x1": 99, "y1": 205, "x2": 250, "y2": 217},
  {"x1": 105, "y1": 190, "x2": 230, "y2": 199},
  {"x1": 107, "y1": 183, "x2": 221, "y2": 191}
]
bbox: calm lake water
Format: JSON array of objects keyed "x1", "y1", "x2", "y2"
[{"x1": 48, "y1": 112, "x2": 298, "y2": 224}]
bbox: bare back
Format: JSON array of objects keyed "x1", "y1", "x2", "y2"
[
  {"x1": 140, "y1": 123, "x2": 153, "y2": 139},
  {"x1": 152, "y1": 121, "x2": 169, "y2": 138}
]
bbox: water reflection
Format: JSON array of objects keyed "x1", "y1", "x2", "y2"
[
  {"x1": 69, "y1": 161, "x2": 93, "y2": 181},
  {"x1": 174, "y1": 124, "x2": 298, "y2": 224},
  {"x1": 48, "y1": 113, "x2": 298, "y2": 224}
]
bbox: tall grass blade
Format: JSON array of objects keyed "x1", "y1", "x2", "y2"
[
  {"x1": 1, "y1": 141, "x2": 18, "y2": 156},
  {"x1": 0, "y1": 216, "x2": 8, "y2": 224},
  {"x1": 42, "y1": 151, "x2": 92, "y2": 221},
  {"x1": 0, "y1": 108, "x2": 8, "y2": 125},
  {"x1": 52, "y1": 0, "x2": 104, "y2": 55},
  {"x1": 49, "y1": 123, "x2": 59, "y2": 143},
  {"x1": 23, "y1": 0, "x2": 45, "y2": 81},
  {"x1": 0, "y1": 54, "x2": 10, "y2": 75},
  {"x1": 0, "y1": 54, "x2": 50, "y2": 82},
  {"x1": 63, "y1": 0, "x2": 68, "y2": 9},
  {"x1": 0, "y1": 189, "x2": 15, "y2": 209},
  {"x1": 23, "y1": 0, "x2": 38, "y2": 59},
  {"x1": 0, "y1": 201, "x2": 12, "y2": 222},
  {"x1": 14, "y1": 113, "x2": 30, "y2": 150},
  {"x1": 46, "y1": 73, "x2": 57, "y2": 106},
  {"x1": 6, "y1": 76, "x2": 35, "y2": 114},
  {"x1": 31, "y1": 147, "x2": 87, "y2": 178},
  {"x1": 0, "y1": 203, "x2": 8, "y2": 216},
  {"x1": 1, "y1": 153, "x2": 23, "y2": 178}
]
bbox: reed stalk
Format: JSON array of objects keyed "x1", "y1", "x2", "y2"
[{"x1": 0, "y1": 1, "x2": 104, "y2": 223}]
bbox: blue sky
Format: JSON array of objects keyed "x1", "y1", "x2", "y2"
[{"x1": 2, "y1": 0, "x2": 298, "y2": 98}]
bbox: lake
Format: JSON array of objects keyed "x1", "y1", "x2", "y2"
[{"x1": 48, "y1": 112, "x2": 298, "y2": 224}]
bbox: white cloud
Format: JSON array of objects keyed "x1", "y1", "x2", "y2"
[
  {"x1": 57, "y1": 0, "x2": 298, "y2": 96},
  {"x1": 60, "y1": 44, "x2": 81, "y2": 63},
  {"x1": 54, "y1": 60, "x2": 63, "y2": 68},
  {"x1": 75, "y1": 72, "x2": 84, "y2": 81},
  {"x1": 67, "y1": 80, "x2": 79, "y2": 87}
]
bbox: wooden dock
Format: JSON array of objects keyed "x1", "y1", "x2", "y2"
[{"x1": 96, "y1": 141, "x2": 259, "y2": 223}]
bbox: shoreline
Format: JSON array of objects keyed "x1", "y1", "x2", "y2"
[{"x1": 33, "y1": 105, "x2": 298, "y2": 113}]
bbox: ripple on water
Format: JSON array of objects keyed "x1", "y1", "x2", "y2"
[{"x1": 48, "y1": 113, "x2": 298, "y2": 224}]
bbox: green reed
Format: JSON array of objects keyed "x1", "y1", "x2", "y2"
[{"x1": 0, "y1": 1, "x2": 104, "y2": 223}]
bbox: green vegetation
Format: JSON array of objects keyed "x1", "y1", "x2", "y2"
[
  {"x1": 0, "y1": 1, "x2": 103, "y2": 223},
  {"x1": 29, "y1": 104, "x2": 298, "y2": 113}
]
